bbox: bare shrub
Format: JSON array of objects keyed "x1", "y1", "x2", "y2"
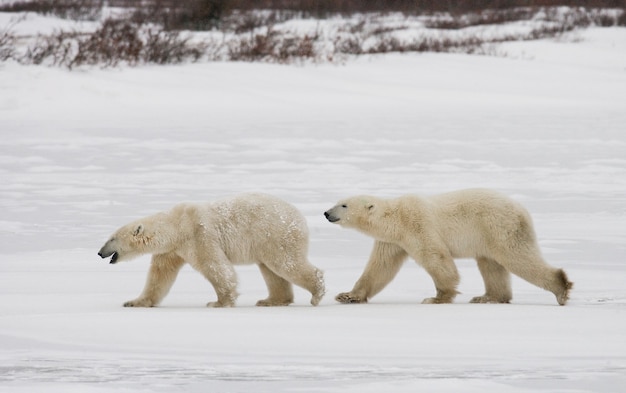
[
  {"x1": 333, "y1": 35, "x2": 363, "y2": 55},
  {"x1": 227, "y1": 28, "x2": 275, "y2": 62},
  {"x1": 403, "y1": 35, "x2": 484, "y2": 54},
  {"x1": 70, "y1": 19, "x2": 143, "y2": 67},
  {"x1": 20, "y1": 18, "x2": 208, "y2": 68},
  {"x1": 143, "y1": 29, "x2": 207, "y2": 64},
  {"x1": 227, "y1": 27, "x2": 318, "y2": 63},
  {"x1": 5, "y1": 2, "x2": 626, "y2": 66},
  {"x1": 276, "y1": 34, "x2": 316, "y2": 61},
  {"x1": 0, "y1": 32, "x2": 16, "y2": 62},
  {"x1": 24, "y1": 30, "x2": 79, "y2": 65},
  {"x1": 347, "y1": 20, "x2": 367, "y2": 34},
  {"x1": 0, "y1": 18, "x2": 20, "y2": 62},
  {"x1": 220, "y1": 5, "x2": 626, "y2": 63},
  {"x1": 366, "y1": 36, "x2": 406, "y2": 54}
]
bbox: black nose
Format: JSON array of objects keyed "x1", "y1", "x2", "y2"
[
  {"x1": 98, "y1": 252, "x2": 103, "y2": 258},
  {"x1": 324, "y1": 211, "x2": 330, "y2": 218}
]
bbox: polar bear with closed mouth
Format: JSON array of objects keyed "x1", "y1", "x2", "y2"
[
  {"x1": 324, "y1": 188, "x2": 572, "y2": 305},
  {"x1": 98, "y1": 193, "x2": 325, "y2": 307}
]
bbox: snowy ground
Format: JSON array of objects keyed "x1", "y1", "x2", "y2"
[{"x1": 1, "y1": 20, "x2": 626, "y2": 392}]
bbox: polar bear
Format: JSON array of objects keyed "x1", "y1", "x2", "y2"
[
  {"x1": 324, "y1": 189, "x2": 572, "y2": 306},
  {"x1": 98, "y1": 193, "x2": 325, "y2": 307}
]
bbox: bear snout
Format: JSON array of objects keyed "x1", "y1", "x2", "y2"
[
  {"x1": 98, "y1": 245, "x2": 113, "y2": 258},
  {"x1": 98, "y1": 244, "x2": 119, "y2": 264},
  {"x1": 324, "y1": 211, "x2": 340, "y2": 223}
]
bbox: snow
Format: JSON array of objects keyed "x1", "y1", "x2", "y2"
[{"x1": 1, "y1": 20, "x2": 626, "y2": 392}]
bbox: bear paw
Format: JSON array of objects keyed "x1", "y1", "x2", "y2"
[
  {"x1": 423, "y1": 289, "x2": 459, "y2": 304},
  {"x1": 335, "y1": 292, "x2": 367, "y2": 304},
  {"x1": 123, "y1": 298, "x2": 154, "y2": 307},
  {"x1": 206, "y1": 300, "x2": 234, "y2": 308},
  {"x1": 555, "y1": 271, "x2": 573, "y2": 306},
  {"x1": 422, "y1": 297, "x2": 453, "y2": 304},
  {"x1": 256, "y1": 298, "x2": 293, "y2": 307},
  {"x1": 470, "y1": 295, "x2": 511, "y2": 304},
  {"x1": 310, "y1": 292, "x2": 324, "y2": 307}
]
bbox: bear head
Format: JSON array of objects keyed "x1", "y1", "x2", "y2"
[
  {"x1": 325, "y1": 196, "x2": 405, "y2": 242},
  {"x1": 98, "y1": 220, "x2": 152, "y2": 264},
  {"x1": 97, "y1": 210, "x2": 182, "y2": 264},
  {"x1": 324, "y1": 196, "x2": 380, "y2": 230}
]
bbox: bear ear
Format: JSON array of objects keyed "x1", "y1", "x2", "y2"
[{"x1": 133, "y1": 224, "x2": 144, "y2": 237}]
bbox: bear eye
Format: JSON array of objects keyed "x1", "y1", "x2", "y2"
[{"x1": 341, "y1": 204, "x2": 347, "y2": 208}]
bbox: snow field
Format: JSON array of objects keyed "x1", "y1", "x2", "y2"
[{"x1": 1, "y1": 22, "x2": 626, "y2": 392}]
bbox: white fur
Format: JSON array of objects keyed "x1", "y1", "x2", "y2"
[
  {"x1": 99, "y1": 193, "x2": 325, "y2": 307},
  {"x1": 325, "y1": 188, "x2": 572, "y2": 305}
]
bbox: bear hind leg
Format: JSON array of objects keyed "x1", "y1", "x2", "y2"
[
  {"x1": 188, "y1": 251, "x2": 239, "y2": 308},
  {"x1": 204, "y1": 269, "x2": 239, "y2": 308},
  {"x1": 256, "y1": 263, "x2": 294, "y2": 307},
  {"x1": 554, "y1": 269, "x2": 573, "y2": 306},
  {"x1": 470, "y1": 256, "x2": 512, "y2": 304},
  {"x1": 263, "y1": 257, "x2": 325, "y2": 306},
  {"x1": 287, "y1": 262, "x2": 325, "y2": 307},
  {"x1": 494, "y1": 248, "x2": 573, "y2": 306}
]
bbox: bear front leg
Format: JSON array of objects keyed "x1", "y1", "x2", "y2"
[
  {"x1": 336, "y1": 241, "x2": 408, "y2": 304},
  {"x1": 124, "y1": 253, "x2": 185, "y2": 308}
]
